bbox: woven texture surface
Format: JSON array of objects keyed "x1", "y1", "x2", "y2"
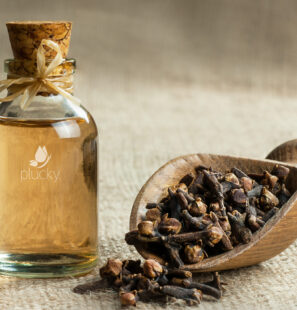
[{"x1": 1, "y1": 0, "x2": 297, "y2": 309}]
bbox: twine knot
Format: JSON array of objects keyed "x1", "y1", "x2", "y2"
[{"x1": 0, "y1": 39, "x2": 80, "y2": 110}]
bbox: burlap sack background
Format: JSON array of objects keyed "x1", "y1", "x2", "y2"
[{"x1": 1, "y1": 0, "x2": 297, "y2": 309}]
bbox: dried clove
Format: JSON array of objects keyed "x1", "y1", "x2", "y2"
[
  {"x1": 210, "y1": 212, "x2": 233, "y2": 250},
  {"x1": 262, "y1": 207, "x2": 279, "y2": 222},
  {"x1": 165, "y1": 226, "x2": 223, "y2": 247},
  {"x1": 138, "y1": 221, "x2": 155, "y2": 236},
  {"x1": 271, "y1": 164, "x2": 290, "y2": 182},
  {"x1": 143, "y1": 259, "x2": 163, "y2": 278},
  {"x1": 163, "y1": 240, "x2": 184, "y2": 268},
  {"x1": 160, "y1": 285, "x2": 202, "y2": 304},
  {"x1": 260, "y1": 187, "x2": 279, "y2": 211},
  {"x1": 183, "y1": 243, "x2": 205, "y2": 264},
  {"x1": 228, "y1": 211, "x2": 252, "y2": 244},
  {"x1": 176, "y1": 189, "x2": 195, "y2": 203},
  {"x1": 176, "y1": 191, "x2": 189, "y2": 209},
  {"x1": 225, "y1": 172, "x2": 240, "y2": 185},
  {"x1": 73, "y1": 258, "x2": 224, "y2": 307},
  {"x1": 158, "y1": 214, "x2": 182, "y2": 235},
  {"x1": 188, "y1": 274, "x2": 222, "y2": 299},
  {"x1": 145, "y1": 207, "x2": 162, "y2": 223},
  {"x1": 166, "y1": 268, "x2": 192, "y2": 278},
  {"x1": 240, "y1": 177, "x2": 253, "y2": 192},
  {"x1": 188, "y1": 197, "x2": 208, "y2": 216},
  {"x1": 100, "y1": 258, "x2": 123, "y2": 278},
  {"x1": 230, "y1": 188, "x2": 248, "y2": 209},
  {"x1": 231, "y1": 167, "x2": 249, "y2": 179},
  {"x1": 278, "y1": 184, "x2": 291, "y2": 206},
  {"x1": 246, "y1": 214, "x2": 262, "y2": 232},
  {"x1": 181, "y1": 209, "x2": 207, "y2": 230},
  {"x1": 125, "y1": 164, "x2": 291, "y2": 270},
  {"x1": 120, "y1": 291, "x2": 138, "y2": 306},
  {"x1": 247, "y1": 185, "x2": 263, "y2": 199}
]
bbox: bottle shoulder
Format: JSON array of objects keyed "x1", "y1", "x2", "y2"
[
  {"x1": 0, "y1": 94, "x2": 92, "y2": 121},
  {"x1": 0, "y1": 95, "x2": 98, "y2": 136}
]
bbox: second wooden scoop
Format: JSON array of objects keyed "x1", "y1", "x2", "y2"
[{"x1": 129, "y1": 152, "x2": 297, "y2": 272}]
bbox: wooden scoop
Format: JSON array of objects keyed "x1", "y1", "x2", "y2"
[{"x1": 129, "y1": 146, "x2": 297, "y2": 272}]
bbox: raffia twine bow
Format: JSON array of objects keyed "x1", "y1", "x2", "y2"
[{"x1": 0, "y1": 39, "x2": 81, "y2": 110}]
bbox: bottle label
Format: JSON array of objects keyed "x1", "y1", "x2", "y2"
[{"x1": 20, "y1": 145, "x2": 61, "y2": 183}]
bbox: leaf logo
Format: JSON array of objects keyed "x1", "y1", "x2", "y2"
[{"x1": 29, "y1": 146, "x2": 51, "y2": 168}]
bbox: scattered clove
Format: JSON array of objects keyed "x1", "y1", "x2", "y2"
[
  {"x1": 73, "y1": 258, "x2": 224, "y2": 306},
  {"x1": 143, "y1": 259, "x2": 163, "y2": 278}
]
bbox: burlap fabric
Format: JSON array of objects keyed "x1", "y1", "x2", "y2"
[{"x1": 1, "y1": 0, "x2": 297, "y2": 309}]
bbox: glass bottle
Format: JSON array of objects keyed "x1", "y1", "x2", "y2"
[{"x1": 0, "y1": 22, "x2": 98, "y2": 278}]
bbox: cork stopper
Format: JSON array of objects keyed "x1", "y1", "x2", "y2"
[{"x1": 6, "y1": 21, "x2": 72, "y2": 60}]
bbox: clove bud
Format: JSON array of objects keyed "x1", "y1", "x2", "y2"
[
  {"x1": 188, "y1": 197, "x2": 208, "y2": 216},
  {"x1": 260, "y1": 187, "x2": 279, "y2": 210},
  {"x1": 184, "y1": 244, "x2": 205, "y2": 264},
  {"x1": 143, "y1": 259, "x2": 163, "y2": 278},
  {"x1": 158, "y1": 214, "x2": 182, "y2": 235},
  {"x1": 138, "y1": 220, "x2": 155, "y2": 236},
  {"x1": 120, "y1": 291, "x2": 138, "y2": 306},
  {"x1": 100, "y1": 258, "x2": 123, "y2": 278}
]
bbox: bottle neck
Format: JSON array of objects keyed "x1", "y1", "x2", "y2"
[
  {"x1": 4, "y1": 58, "x2": 76, "y2": 77},
  {"x1": 4, "y1": 58, "x2": 76, "y2": 97}
]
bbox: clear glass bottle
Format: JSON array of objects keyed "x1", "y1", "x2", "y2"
[{"x1": 0, "y1": 22, "x2": 98, "y2": 278}]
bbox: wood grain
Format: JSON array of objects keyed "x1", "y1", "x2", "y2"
[
  {"x1": 266, "y1": 139, "x2": 297, "y2": 164},
  {"x1": 129, "y1": 154, "x2": 297, "y2": 272}
]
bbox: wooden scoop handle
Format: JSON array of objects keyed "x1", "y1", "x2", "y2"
[{"x1": 266, "y1": 139, "x2": 297, "y2": 164}]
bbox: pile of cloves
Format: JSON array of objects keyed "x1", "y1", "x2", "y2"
[
  {"x1": 74, "y1": 258, "x2": 224, "y2": 306},
  {"x1": 73, "y1": 164, "x2": 292, "y2": 307},
  {"x1": 125, "y1": 164, "x2": 292, "y2": 267}
]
